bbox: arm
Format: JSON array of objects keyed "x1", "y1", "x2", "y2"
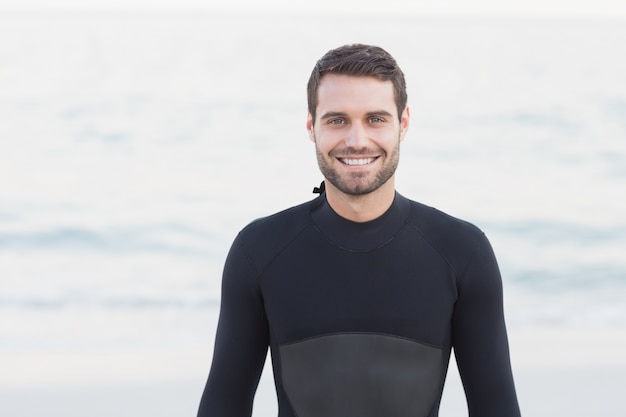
[
  {"x1": 451, "y1": 234, "x2": 521, "y2": 417},
  {"x1": 197, "y1": 235, "x2": 269, "y2": 417}
]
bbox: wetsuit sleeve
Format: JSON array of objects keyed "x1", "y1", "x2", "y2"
[
  {"x1": 197, "y1": 235, "x2": 269, "y2": 417},
  {"x1": 451, "y1": 234, "x2": 521, "y2": 417}
]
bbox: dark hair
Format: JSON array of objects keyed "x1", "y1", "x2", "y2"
[{"x1": 307, "y1": 44, "x2": 407, "y2": 123}]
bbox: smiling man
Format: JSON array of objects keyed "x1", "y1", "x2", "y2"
[
  {"x1": 197, "y1": 44, "x2": 521, "y2": 417},
  {"x1": 309, "y1": 73, "x2": 407, "y2": 222}
]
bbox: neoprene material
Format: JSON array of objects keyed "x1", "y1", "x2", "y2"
[
  {"x1": 280, "y1": 333, "x2": 443, "y2": 417},
  {"x1": 197, "y1": 192, "x2": 521, "y2": 417}
]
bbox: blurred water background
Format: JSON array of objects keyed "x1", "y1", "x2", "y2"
[{"x1": 0, "y1": 9, "x2": 625, "y2": 416}]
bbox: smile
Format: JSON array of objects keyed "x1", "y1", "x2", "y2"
[{"x1": 339, "y1": 157, "x2": 377, "y2": 166}]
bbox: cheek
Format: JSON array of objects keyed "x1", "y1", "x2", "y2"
[{"x1": 313, "y1": 128, "x2": 341, "y2": 148}]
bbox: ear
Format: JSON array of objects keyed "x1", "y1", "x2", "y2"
[
  {"x1": 306, "y1": 112, "x2": 316, "y2": 142},
  {"x1": 399, "y1": 106, "x2": 410, "y2": 142}
]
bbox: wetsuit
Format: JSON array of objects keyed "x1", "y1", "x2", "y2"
[{"x1": 197, "y1": 192, "x2": 521, "y2": 417}]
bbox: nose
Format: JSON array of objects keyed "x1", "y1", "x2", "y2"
[{"x1": 345, "y1": 121, "x2": 369, "y2": 149}]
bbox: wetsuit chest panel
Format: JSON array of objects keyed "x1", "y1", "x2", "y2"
[
  {"x1": 261, "y1": 227, "x2": 457, "y2": 345},
  {"x1": 280, "y1": 333, "x2": 443, "y2": 417}
]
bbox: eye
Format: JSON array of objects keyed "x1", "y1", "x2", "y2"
[
  {"x1": 369, "y1": 116, "x2": 384, "y2": 123},
  {"x1": 328, "y1": 118, "x2": 345, "y2": 125}
]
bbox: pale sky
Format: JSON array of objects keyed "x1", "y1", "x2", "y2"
[{"x1": 2, "y1": 0, "x2": 626, "y2": 18}]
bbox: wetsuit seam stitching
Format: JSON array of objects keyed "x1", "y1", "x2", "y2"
[
  {"x1": 405, "y1": 221, "x2": 459, "y2": 275},
  {"x1": 310, "y1": 193, "x2": 410, "y2": 253},
  {"x1": 233, "y1": 237, "x2": 261, "y2": 281},
  {"x1": 280, "y1": 331, "x2": 442, "y2": 350},
  {"x1": 254, "y1": 222, "x2": 315, "y2": 286},
  {"x1": 237, "y1": 201, "x2": 317, "y2": 287},
  {"x1": 310, "y1": 224, "x2": 401, "y2": 253},
  {"x1": 456, "y1": 232, "x2": 486, "y2": 289}
]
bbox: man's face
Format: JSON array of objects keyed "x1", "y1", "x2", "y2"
[{"x1": 307, "y1": 74, "x2": 409, "y2": 196}]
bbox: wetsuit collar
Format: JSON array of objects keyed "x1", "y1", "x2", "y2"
[{"x1": 310, "y1": 192, "x2": 411, "y2": 252}]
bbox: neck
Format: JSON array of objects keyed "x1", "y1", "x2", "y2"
[{"x1": 324, "y1": 178, "x2": 396, "y2": 222}]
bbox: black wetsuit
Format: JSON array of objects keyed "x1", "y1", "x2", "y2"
[{"x1": 198, "y1": 192, "x2": 521, "y2": 417}]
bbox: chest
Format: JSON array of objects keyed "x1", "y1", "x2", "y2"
[{"x1": 260, "y1": 233, "x2": 458, "y2": 346}]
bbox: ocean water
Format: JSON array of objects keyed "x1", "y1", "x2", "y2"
[{"x1": 1, "y1": 10, "x2": 625, "y2": 389}]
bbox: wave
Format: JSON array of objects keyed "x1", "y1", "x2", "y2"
[
  {"x1": 0, "y1": 223, "x2": 224, "y2": 256},
  {"x1": 0, "y1": 295, "x2": 218, "y2": 310},
  {"x1": 485, "y1": 219, "x2": 626, "y2": 244}
]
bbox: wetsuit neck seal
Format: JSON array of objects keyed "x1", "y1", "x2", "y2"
[{"x1": 310, "y1": 191, "x2": 411, "y2": 252}]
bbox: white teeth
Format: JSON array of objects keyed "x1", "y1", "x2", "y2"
[{"x1": 341, "y1": 158, "x2": 375, "y2": 166}]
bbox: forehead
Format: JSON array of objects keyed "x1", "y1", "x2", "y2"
[{"x1": 316, "y1": 74, "x2": 395, "y2": 114}]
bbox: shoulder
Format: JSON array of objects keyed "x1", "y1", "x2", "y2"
[
  {"x1": 403, "y1": 197, "x2": 488, "y2": 273},
  {"x1": 405, "y1": 199, "x2": 483, "y2": 240},
  {"x1": 240, "y1": 197, "x2": 318, "y2": 239},
  {"x1": 233, "y1": 196, "x2": 320, "y2": 272}
]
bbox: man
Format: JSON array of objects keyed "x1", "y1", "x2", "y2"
[{"x1": 198, "y1": 44, "x2": 521, "y2": 417}]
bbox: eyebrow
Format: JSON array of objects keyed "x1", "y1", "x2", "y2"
[
  {"x1": 320, "y1": 111, "x2": 348, "y2": 121},
  {"x1": 366, "y1": 110, "x2": 394, "y2": 118},
  {"x1": 320, "y1": 110, "x2": 394, "y2": 120}
]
